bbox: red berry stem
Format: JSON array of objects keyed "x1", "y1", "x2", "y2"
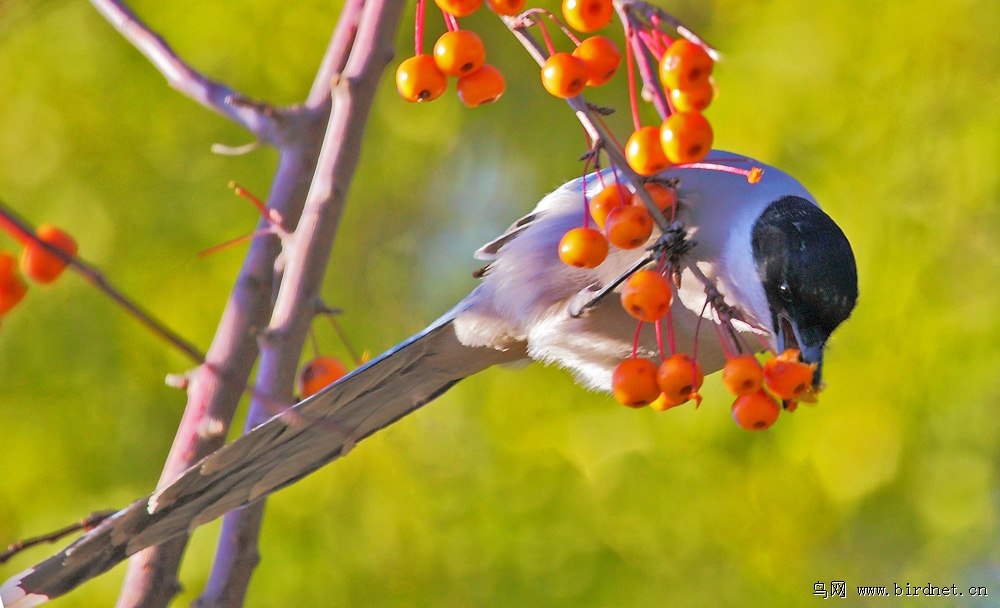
[
  {"x1": 502, "y1": 9, "x2": 671, "y2": 234},
  {"x1": 622, "y1": 13, "x2": 670, "y2": 120},
  {"x1": 519, "y1": 8, "x2": 582, "y2": 45},
  {"x1": 593, "y1": 112, "x2": 627, "y2": 155},
  {"x1": 415, "y1": 0, "x2": 426, "y2": 55},
  {"x1": 751, "y1": 331, "x2": 777, "y2": 356},
  {"x1": 664, "y1": 305, "x2": 676, "y2": 355},
  {"x1": 580, "y1": 148, "x2": 593, "y2": 229},
  {"x1": 551, "y1": 16, "x2": 582, "y2": 46},
  {"x1": 535, "y1": 17, "x2": 556, "y2": 56},
  {"x1": 631, "y1": 319, "x2": 643, "y2": 359},
  {"x1": 443, "y1": 11, "x2": 459, "y2": 32},
  {"x1": 197, "y1": 228, "x2": 277, "y2": 258},
  {"x1": 647, "y1": 14, "x2": 672, "y2": 54},
  {"x1": 623, "y1": 2, "x2": 719, "y2": 62},
  {"x1": 692, "y1": 297, "x2": 709, "y2": 363},
  {"x1": 677, "y1": 162, "x2": 764, "y2": 183},
  {"x1": 623, "y1": 23, "x2": 642, "y2": 132},
  {"x1": 230, "y1": 181, "x2": 283, "y2": 228},
  {"x1": 654, "y1": 318, "x2": 666, "y2": 360},
  {"x1": 635, "y1": 28, "x2": 665, "y2": 59}
]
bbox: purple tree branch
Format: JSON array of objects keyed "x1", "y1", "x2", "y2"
[
  {"x1": 194, "y1": 1, "x2": 403, "y2": 606},
  {"x1": 84, "y1": 0, "x2": 335, "y2": 604},
  {"x1": 88, "y1": 0, "x2": 279, "y2": 141}
]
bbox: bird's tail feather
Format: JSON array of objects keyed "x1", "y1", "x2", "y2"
[{"x1": 1, "y1": 315, "x2": 520, "y2": 606}]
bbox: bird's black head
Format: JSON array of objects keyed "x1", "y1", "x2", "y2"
[{"x1": 752, "y1": 196, "x2": 858, "y2": 387}]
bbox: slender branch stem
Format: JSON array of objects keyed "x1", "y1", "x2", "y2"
[
  {"x1": 88, "y1": 0, "x2": 279, "y2": 141},
  {"x1": 0, "y1": 511, "x2": 116, "y2": 564},
  {"x1": 504, "y1": 15, "x2": 671, "y2": 233},
  {"x1": 0, "y1": 200, "x2": 205, "y2": 363}
]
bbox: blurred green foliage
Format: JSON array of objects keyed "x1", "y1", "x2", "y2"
[{"x1": 2, "y1": 0, "x2": 999, "y2": 606}]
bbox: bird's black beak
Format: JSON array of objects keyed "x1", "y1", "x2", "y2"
[
  {"x1": 752, "y1": 195, "x2": 859, "y2": 398},
  {"x1": 776, "y1": 312, "x2": 825, "y2": 390}
]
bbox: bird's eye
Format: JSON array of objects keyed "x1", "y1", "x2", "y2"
[{"x1": 778, "y1": 283, "x2": 793, "y2": 302}]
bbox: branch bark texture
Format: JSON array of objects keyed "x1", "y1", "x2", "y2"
[{"x1": 80, "y1": 0, "x2": 401, "y2": 606}]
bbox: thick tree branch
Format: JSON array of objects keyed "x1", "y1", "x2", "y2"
[
  {"x1": 194, "y1": 0, "x2": 403, "y2": 606},
  {"x1": 100, "y1": 2, "x2": 333, "y2": 604},
  {"x1": 114, "y1": 149, "x2": 319, "y2": 608}
]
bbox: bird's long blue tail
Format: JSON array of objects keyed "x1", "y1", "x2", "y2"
[{"x1": 1, "y1": 315, "x2": 519, "y2": 606}]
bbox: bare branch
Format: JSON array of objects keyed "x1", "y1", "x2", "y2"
[
  {"x1": 1, "y1": 511, "x2": 116, "y2": 565},
  {"x1": 305, "y1": 0, "x2": 367, "y2": 109},
  {"x1": 87, "y1": 0, "x2": 279, "y2": 142},
  {"x1": 0, "y1": 200, "x2": 205, "y2": 363},
  {"x1": 196, "y1": 0, "x2": 405, "y2": 604}
]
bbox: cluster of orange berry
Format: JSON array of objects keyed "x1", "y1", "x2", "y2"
[
  {"x1": 559, "y1": 176, "x2": 814, "y2": 431},
  {"x1": 558, "y1": 180, "x2": 675, "y2": 269},
  {"x1": 554, "y1": 173, "x2": 812, "y2": 431},
  {"x1": 395, "y1": 0, "x2": 625, "y2": 107},
  {"x1": 625, "y1": 38, "x2": 716, "y2": 175},
  {"x1": 613, "y1": 346, "x2": 817, "y2": 431},
  {"x1": 537, "y1": 0, "x2": 622, "y2": 99},
  {"x1": 722, "y1": 350, "x2": 817, "y2": 429},
  {"x1": 395, "y1": 0, "x2": 513, "y2": 107},
  {"x1": 393, "y1": 0, "x2": 811, "y2": 431},
  {"x1": 0, "y1": 223, "x2": 77, "y2": 321}
]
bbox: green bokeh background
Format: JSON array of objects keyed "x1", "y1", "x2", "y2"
[{"x1": 2, "y1": 0, "x2": 999, "y2": 605}]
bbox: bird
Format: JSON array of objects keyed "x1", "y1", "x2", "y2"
[{"x1": 1, "y1": 151, "x2": 858, "y2": 606}]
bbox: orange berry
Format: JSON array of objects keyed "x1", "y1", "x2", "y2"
[
  {"x1": 612, "y1": 357, "x2": 660, "y2": 407},
  {"x1": 541, "y1": 52, "x2": 589, "y2": 98},
  {"x1": 776, "y1": 348, "x2": 801, "y2": 362},
  {"x1": 659, "y1": 39, "x2": 713, "y2": 91},
  {"x1": 669, "y1": 77, "x2": 714, "y2": 112},
  {"x1": 297, "y1": 356, "x2": 349, "y2": 398},
  {"x1": 604, "y1": 204, "x2": 653, "y2": 249},
  {"x1": 486, "y1": 0, "x2": 526, "y2": 15},
  {"x1": 558, "y1": 227, "x2": 608, "y2": 268},
  {"x1": 648, "y1": 392, "x2": 685, "y2": 412},
  {"x1": 572, "y1": 36, "x2": 621, "y2": 86},
  {"x1": 625, "y1": 126, "x2": 671, "y2": 176},
  {"x1": 763, "y1": 353, "x2": 816, "y2": 400},
  {"x1": 457, "y1": 64, "x2": 505, "y2": 107},
  {"x1": 0, "y1": 252, "x2": 28, "y2": 316},
  {"x1": 731, "y1": 390, "x2": 781, "y2": 431},
  {"x1": 722, "y1": 354, "x2": 764, "y2": 396},
  {"x1": 434, "y1": 0, "x2": 482, "y2": 17},
  {"x1": 588, "y1": 184, "x2": 628, "y2": 228},
  {"x1": 20, "y1": 224, "x2": 77, "y2": 284},
  {"x1": 631, "y1": 182, "x2": 677, "y2": 216},
  {"x1": 396, "y1": 55, "x2": 447, "y2": 102},
  {"x1": 561, "y1": 0, "x2": 613, "y2": 32},
  {"x1": 433, "y1": 30, "x2": 486, "y2": 77},
  {"x1": 620, "y1": 270, "x2": 672, "y2": 322},
  {"x1": 660, "y1": 112, "x2": 713, "y2": 165},
  {"x1": 656, "y1": 353, "x2": 703, "y2": 404}
]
